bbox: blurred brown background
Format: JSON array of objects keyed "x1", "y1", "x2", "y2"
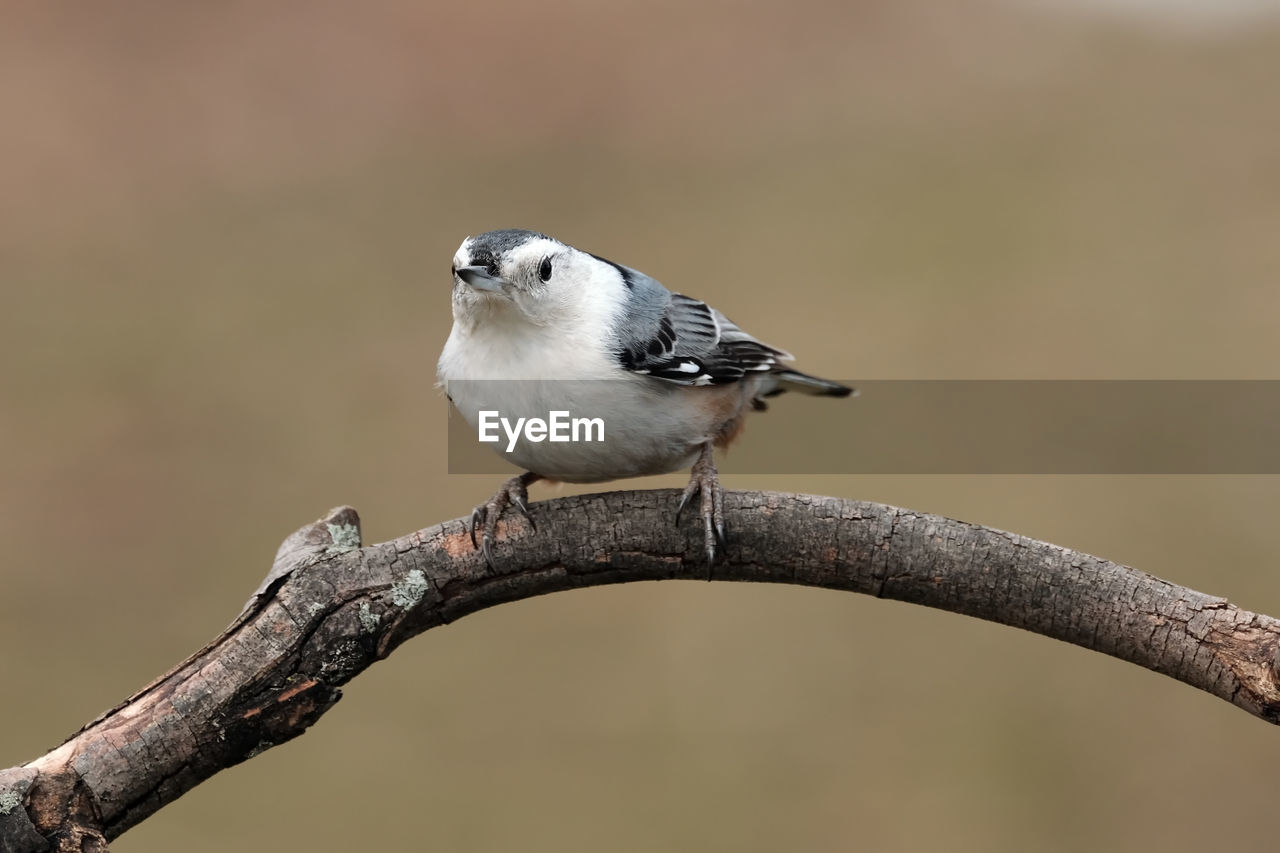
[{"x1": 3, "y1": 1, "x2": 1280, "y2": 850}]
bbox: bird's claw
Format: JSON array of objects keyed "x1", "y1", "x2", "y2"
[
  {"x1": 469, "y1": 473, "x2": 539, "y2": 568},
  {"x1": 511, "y1": 491, "x2": 536, "y2": 533},
  {"x1": 676, "y1": 446, "x2": 725, "y2": 565},
  {"x1": 674, "y1": 489, "x2": 694, "y2": 524}
]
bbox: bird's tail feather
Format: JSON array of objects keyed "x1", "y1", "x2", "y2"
[{"x1": 764, "y1": 370, "x2": 855, "y2": 398}]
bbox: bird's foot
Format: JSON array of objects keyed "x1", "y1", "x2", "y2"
[
  {"x1": 470, "y1": 472, "x2": 540, "y2": 568},
  {"x1": 675, "y1": 445, "x2": 725, "y2": 565}
]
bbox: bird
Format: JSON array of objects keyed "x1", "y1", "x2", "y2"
[{"x1": 437, "y1": 228, "x2": 852, "y2": 567}]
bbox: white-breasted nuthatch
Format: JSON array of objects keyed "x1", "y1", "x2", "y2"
[{"x1": 437, "y1": 229, "x2": 851, "y2": 565}]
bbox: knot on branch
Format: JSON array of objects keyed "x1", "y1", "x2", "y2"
[
  {"x1": 241, "y1": 505, "x2": 363, "y2": 620},
  {"x1": 1, "y1": 766, "x2": 108, "y2": 853}
]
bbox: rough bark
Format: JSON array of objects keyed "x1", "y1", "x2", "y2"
[{"x1": 4, "y1": 490, "x2": 1280, "y2": 851}]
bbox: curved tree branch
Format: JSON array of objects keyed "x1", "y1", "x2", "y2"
[{"x1": 4, "y1": 490, "x2": 1280, "y2": 850}]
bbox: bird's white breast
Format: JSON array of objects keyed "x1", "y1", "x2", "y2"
[{"x1": 437, "y1": 309, "x2": 751, "y2": 482}]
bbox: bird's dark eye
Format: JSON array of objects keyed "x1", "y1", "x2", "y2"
[{"x1": 538, "y1": 256, "x2": 553, "y2": 282}]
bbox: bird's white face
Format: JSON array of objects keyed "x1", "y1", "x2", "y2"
[{"x1": 450, "y1": 234, "x2": 625, "y2": 330}]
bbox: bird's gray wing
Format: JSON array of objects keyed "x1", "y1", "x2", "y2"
[{"x1": 608, "y1": 263, "x2": 791, "y2": 386}]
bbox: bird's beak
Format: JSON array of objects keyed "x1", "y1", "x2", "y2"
[{"x1": 455, "y1": 266, "x2": 510, "y2": 293}]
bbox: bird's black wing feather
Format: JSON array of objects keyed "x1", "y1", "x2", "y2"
[{"x1": 617, "y1": 292, "x2": 791, "y2": 386}]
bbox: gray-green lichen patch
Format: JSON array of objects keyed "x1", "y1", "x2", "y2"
[
  {"x1": 357, "y1": 601, "x2": 381, "y2": 634},
  {"x1": 390, "y1": 569, "x2": 429, "y2": 608},
  {"x1": 319, "y1": 638, "x2": 365, "y2": 682},
  {"x1": 0, "y1": 789, "x2": 22, "y2": 815},
  {"x1": 245, "y1": 740, "x2": 275, "y2": 759},
  {"x1": 326, "y1": 522, "x2": 361, "y2": 552}
]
